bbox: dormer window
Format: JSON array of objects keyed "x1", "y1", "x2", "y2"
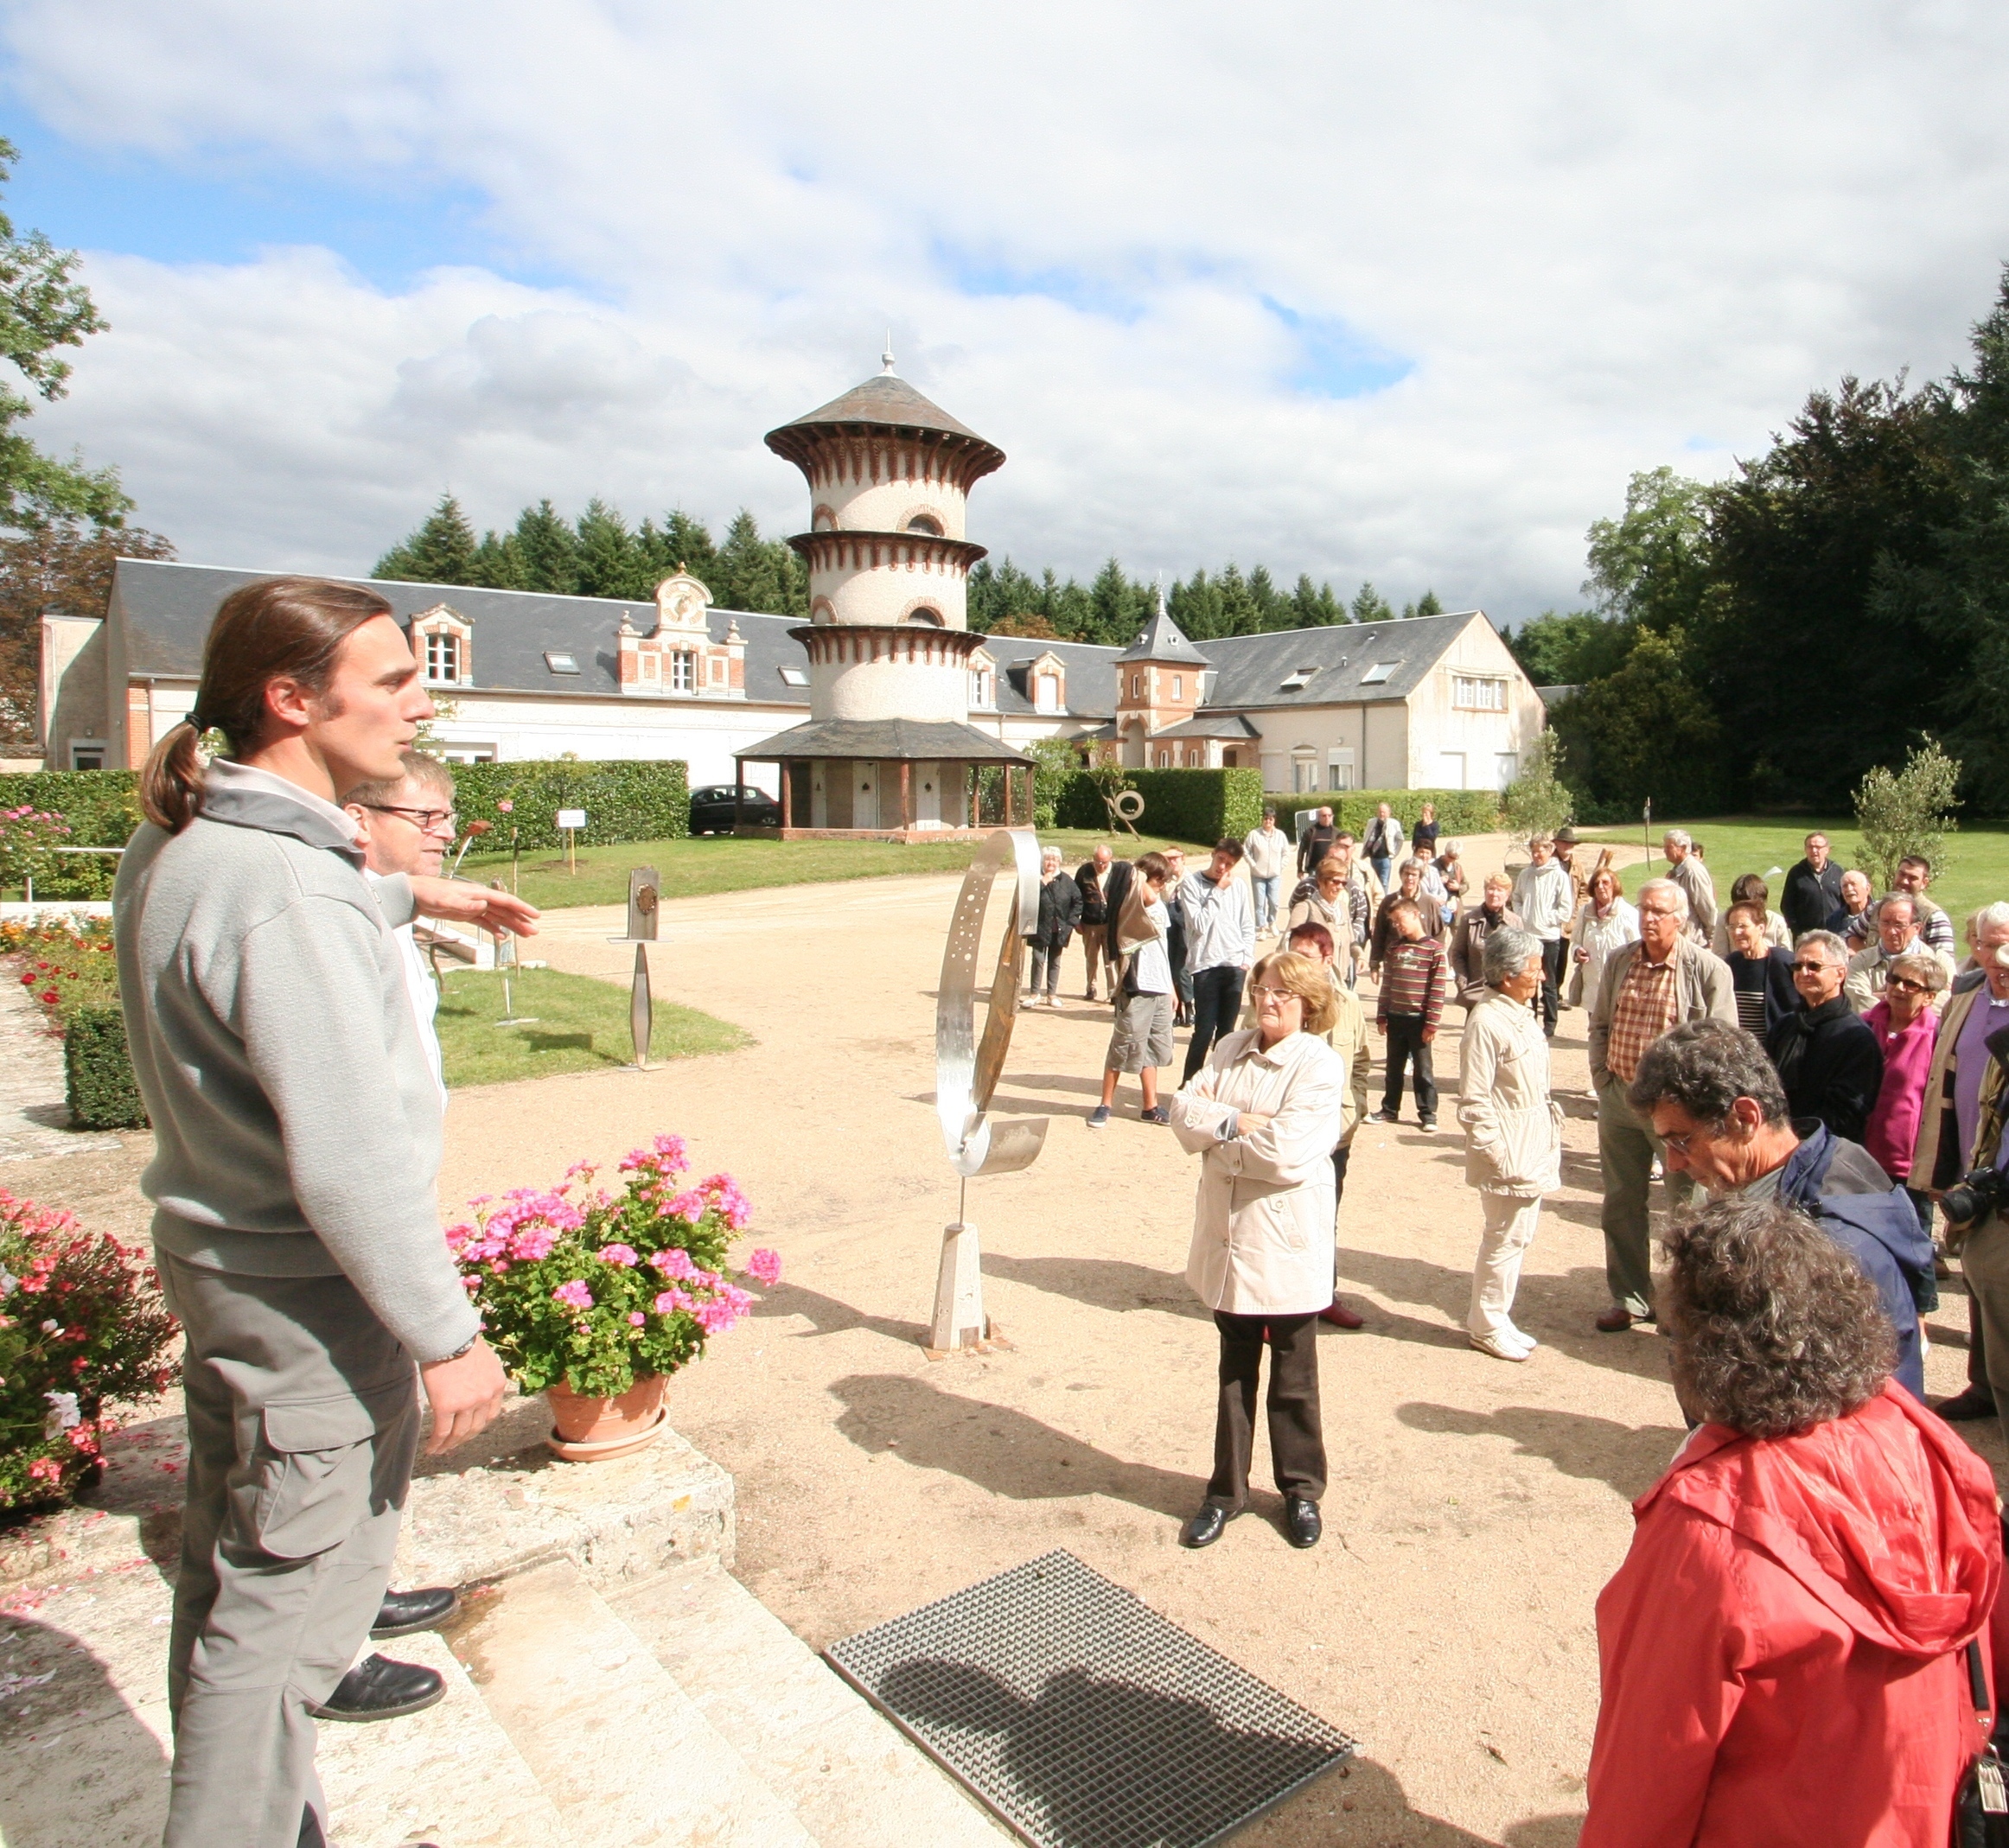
[
  {"x1": 427, "y1": 633, "x2": 460, "y2": 682},
  {"x1": 670, "y1": 650, "x2": 697, "y2": 692},
  {"x1": 971, "y1": 667, "x2": 994, "y2": 707}
]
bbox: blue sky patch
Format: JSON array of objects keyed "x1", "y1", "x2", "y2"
[
  {"x1": 0, "y1": 113, "x2": 571, "y2": 293},
  {"x1": 1262, "y1": 296, "x2": 1412, "y2": 398},
  {"x1": 930, "y1": 239, "x2": 1150, "y2": 322}
]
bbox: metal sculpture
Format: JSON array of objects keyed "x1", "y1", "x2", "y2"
[
  {"x1": 929, "y1": 828, "x2": 1049, "y2": 1353},
  {"x1": 608, "y1": 866, "x2": 660, "y2": 1070}
]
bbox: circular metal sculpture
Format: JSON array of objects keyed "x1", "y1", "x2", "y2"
[
  {"x1": 1111, "y1": 788, "x2": 1145, "y2": 822},
  {"x1": 928, "y1": 828, "x2": 1049, "y2": 1352}
]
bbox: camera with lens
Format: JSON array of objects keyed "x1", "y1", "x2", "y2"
[{"x1": 1942, "y1": 1164, "x2": 2009, "y2": 1231}]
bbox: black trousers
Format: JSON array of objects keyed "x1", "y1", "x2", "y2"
[
  {"x1": 1208, "y1": 1310, "x2": 1326, "y2": 1507},
  {"x1": 1538, "y1": 936, "x2": 1567, "y2": 1036},
  {"x1": 1331, "y1": 1141, "x2": 1350, "y2": 1205},
  {"x1": 1381, "y1": 1013, "x2": 1437, "y2": 1123},
  {"x1": 1182, "y1": 965, "x2": 1248, "y2": 1081}
]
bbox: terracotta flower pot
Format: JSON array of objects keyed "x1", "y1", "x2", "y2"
[{"x1": 543, "y1": 1373, "x2": 668, "y2": 1461}]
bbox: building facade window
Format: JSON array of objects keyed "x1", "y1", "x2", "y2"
[
  {"x1": 970, "y1": 669, "x2": 994, "y2": 707},
  {"x1": 1157, "y1": 749, "x2": 1170, "y2": 768},
  {"x1": 1035, "y1": 672, "x2": 1060, "y2": 712},
  {"x1": 1130, "y1": 672, "x2": 1141, "y2": 699},
  {"x1": 1172, "y1": 674, "x2": 1183, "y2": 699},
  {"x1": 670, "y1": 651, "x2": 697, "y2": 692},
  {"x1": 1453, "y1": 675, "x2": 1507, "y2": 711},
  {"x1": 425, "y1": 633, "x2": 460, "y2": 682}
]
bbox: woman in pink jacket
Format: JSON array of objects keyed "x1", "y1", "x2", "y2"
[{"x1": 1582, "y1": 1195, "x2": 2001, "y2": 1846}]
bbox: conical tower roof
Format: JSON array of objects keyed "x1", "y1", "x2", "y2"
[
  {"x1": 1116, "y1": 599, "x2": 1210, "y2": 666},
  {"x1": 764, "y1": 368, "x2": 1005, "y2": 484}
]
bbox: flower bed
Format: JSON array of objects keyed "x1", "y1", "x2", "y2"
[
  {"x1": 3, "y1": 919, "x2": 122, "y2": 1031},
  {"x1": 0, "y1": 1190, "x2": 180, "y2": 1511},
  {"x1": 448, "y1": 1133, "x2": 779, "y2": 1399}
]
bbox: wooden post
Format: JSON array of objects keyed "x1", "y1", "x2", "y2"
[
  {"x1": 1002, "y1": 763, "x2": 1015, "y2": 828},
  {"x1": 900, "y1": 762, "x2": 913, "y2": 837},
  {"x1": 779, "y1": 761, "x2": 793, "y2": 831},
  {"x1": 733, "y1": 761, "x2": 744, "y2": 834}
]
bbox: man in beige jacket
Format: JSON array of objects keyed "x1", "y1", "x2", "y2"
[{"x1": 1587, "y1": 877, "x2": 1736, "y2": 1329}]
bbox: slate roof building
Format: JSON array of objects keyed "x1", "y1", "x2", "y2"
[{"x1": 34, "y1": 364, "x2": 1545, "y2": 809}]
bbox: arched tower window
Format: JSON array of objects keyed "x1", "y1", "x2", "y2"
[
  {"x1": 905, "y1": 513, "x2": 943, "y2": 536},
  {"x1": 902, "y1": 607, "x2": 944, "y2": 627}
]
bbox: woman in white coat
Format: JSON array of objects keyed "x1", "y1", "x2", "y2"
[
  {"x1": 1459, "y1": 926, "x2": 1564, "y2": 1361},
  {"x1": 1568, "y1": 864, "x2": 1639, "y2": 1009},
  {"x1": 1168, "y1": 951, "x2": 1346, "y2": 1552}
]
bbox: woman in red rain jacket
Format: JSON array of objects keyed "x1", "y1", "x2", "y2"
[{"x1": 1582, "y1": 1195, "x2": 2002, "y2": 1847}]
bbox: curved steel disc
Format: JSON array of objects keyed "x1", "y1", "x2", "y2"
[
  {"x1": 936, "y1": 828, "x2": 1043, "y2": 1165},
  {"x1": 949, "y1": 1115, "x2": 1050, "y2": 1179}
]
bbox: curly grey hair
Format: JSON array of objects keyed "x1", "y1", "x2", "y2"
[
  {"x1": 1888, "y1": 946, "x2": 1948, "y2": 995},
  {"x1": 1659, "y1": 1196, "x2": 1892, "y2": 1437},
  {"x1": 1482, "y1": 924, "x2": 1542, "y2": 987},
  {"x1": 1625, "y1": 1019, "x2": 1788, "y2": 1126}
]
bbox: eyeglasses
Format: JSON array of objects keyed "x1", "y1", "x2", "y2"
[
  {"x1": 362, "y1": 804, "x2": 458, "y2": 832},
  {"x1": 1659, "y1": 1130, "x2": 1700, "y2": 1156},
  {"x1": 1637, "y1": 902, "x2": 1678, "y2": 918},
  {"x1": 1253, "y1": 986, "x2": 1304, "y2": 1004},
  {"x1": 1790, "y1": 960, "x2": 1835, "y2": 976},
  {"x1": 1887, "y1": 976, "x2": 1930, "y2": 995}
]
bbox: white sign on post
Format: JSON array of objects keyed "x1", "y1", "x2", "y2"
[{"x1": 556, "y1": 808, "x2": 587, "y2": 831}]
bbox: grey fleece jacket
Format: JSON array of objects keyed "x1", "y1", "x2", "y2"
[{"x1": 113, "y1": 759, "x2": 478, "y2": 1361}]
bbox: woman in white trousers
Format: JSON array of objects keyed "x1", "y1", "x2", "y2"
[{"x1": 1457, "y1": 926, "x2": 1563, "y2": 1361}]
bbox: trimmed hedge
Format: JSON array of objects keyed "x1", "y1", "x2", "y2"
[
  {"x1": 64, "y1": 1005, "x2": 148, "y2": 1131},
  {"x1": 449, "y1": 760, "x2": 689, "y2": 850},
  {"x1": 1051, "y1": 768, "x2": 1266, "y2": 844},
  {"x1": 1262, "y1": 787, "x2": 1502, "y2": 838},
  {"x1": 0, "y1": 760, "x2": 692, "y2": 858}
]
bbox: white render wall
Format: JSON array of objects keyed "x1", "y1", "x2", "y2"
[
  {"x1": 812, "y1": 473, "x2": 966, "y2": 541},
  {"x1": 811, "y1": 552, "x2": 969, "y2": 628},
  {"x1": 1401, "y1": 615, "x2": 1545, "y2": 791},
  {"x1": 816, "y1": 657, "x2": 968, "y2": 724}
]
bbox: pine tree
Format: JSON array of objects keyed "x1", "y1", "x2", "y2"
[
  {"x1": 714, "y1": 509, "x2": 789, "y2": 613},
  {"x1": 373, "y1": 493, "x2": 479, "y2": 583},
  {"x1": 1350, "y1": 581, "x2": 1395, "y2": 624},
  {"x1": 1216, "y1": 564, "x2": 1259, "y2": 636},
  {"x1": 1399, "y1": 589, "x2": 1445, "y2": 619},
  {"x1": 513, "y1": 500, "x2": 579, "y2": 595},
  {"x1": 573, "y1": 499, "x2": 647, "y2": 600},
  {"x1": 469, "y1": 529, "x2": 526, "y2": 589},
  {"x1": 1247, "y1": 564, "x2": 1287, "y2": 630},
  {"x1": 1170, "y1": 567, "x2": 1224, "y2": 640},
  {"x1": 655, "y1": 510, "x2": 719, "y2": 583}
]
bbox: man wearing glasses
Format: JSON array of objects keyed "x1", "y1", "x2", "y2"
[
  {"x1": 342, "y1": 752, "x2": 460, "y2": 1099},
  {"x1": 1624, "y1": 1020, "x2": 1929, "y2": 1401},
  {"x1": 1843, "y1": 893, "x2": 1955, "y2": 1015},
  {"x1": 1765, "y1": 931, "x2": 1884, "y2": 1144},
  {"x1": 1587, "y1": 876, "x2": 1735, "y2": 1331}
]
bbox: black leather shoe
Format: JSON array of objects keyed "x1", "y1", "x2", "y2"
[
  {"x1": 307, "y1": 1654, "x2": 446, "y2": 1723},
  {"x1": 1180, "y1": 1503, "x2": 1236, "y2": 1548},
  {"x1": 1284, "y1": 1495, "x2": 1322, "y2": 1549},
  {"x1": 1936, "y1": 1386, "x2": 1999, "y2": 1423},
  {"x1": 370, "y1": 1586, "x2": 459, "y2": 1638}
]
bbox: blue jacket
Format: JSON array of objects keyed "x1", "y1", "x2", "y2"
[{"x1": 1777, "y1": 1123, "x2": 1932, "y2": 1402}]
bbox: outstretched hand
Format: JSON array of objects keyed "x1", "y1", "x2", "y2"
[{"x1": 409, "y1": 876, "x2": 541, "y2": 939}]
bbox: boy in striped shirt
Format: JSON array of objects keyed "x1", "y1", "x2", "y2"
[{"x1": 1374, "y1": 898, "x2": 1447, "y2": 1131}]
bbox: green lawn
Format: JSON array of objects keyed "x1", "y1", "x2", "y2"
[
  {"x1": 434, "y1": 967, "x2": 749, "y2": 1088},
  {"x1": 453, "y1": 828, "x2": 1201, "y2": 910},
  {"x1": 1576, "y1": 815, "x2": 2009, "y2": 921}
]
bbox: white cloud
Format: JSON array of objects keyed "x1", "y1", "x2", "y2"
[{"x1": 9, "y1": 0, "x2": 2009, "y2": 615}]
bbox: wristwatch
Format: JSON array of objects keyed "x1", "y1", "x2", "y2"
[{"x1": 430, "y1": 1334, "x2": 480, "y2": 1364}]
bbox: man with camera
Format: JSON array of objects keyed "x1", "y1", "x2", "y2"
[{"x1": 1910, "y1": 901, "x2": 2009, "y2": 1427}]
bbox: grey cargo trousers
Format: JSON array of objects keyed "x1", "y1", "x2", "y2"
[{"x1": 158, "y1": 1249, "x2": 419, "y2": 1848}]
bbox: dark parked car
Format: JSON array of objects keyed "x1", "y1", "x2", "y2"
[{"x1": 688, "y1": 784, "x2": 781, "y2": 834}]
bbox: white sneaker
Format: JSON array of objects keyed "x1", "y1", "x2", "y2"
[
  {"x1": 1469, "y1": 1329, "x2": 1528, "y2": 1362},
  {"x1": 1502, "y1": 1322, "x2": 1539, "y2": 1353}
]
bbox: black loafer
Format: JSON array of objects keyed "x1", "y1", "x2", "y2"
[
  {"x1": 1284, "y1": 1495, "x2": 1322, "y2": 1549},
  {"x1": 1936, "y1": 1386, "x2": 1999, "y2": 1424},
  {"x1": 307, "y1": 1654, "x2": 446, "y2": 1723},
  {"x1": 1180, "y1": 1503, "x2": 1236, "y2": 1548},
  {"x1": 370, "y1": 1586, "x2": 459, "y2": 1638}
]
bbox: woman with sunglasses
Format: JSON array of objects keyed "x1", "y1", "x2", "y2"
[
  {"x1": 1862, "y1": 947, "x2": 1952, "y2": 1250},
  {"x1": 1168, "y1": 952, "x2": 1345, "y2": 1552}
]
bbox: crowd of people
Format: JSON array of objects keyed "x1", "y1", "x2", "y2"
[
  {"x1": 96, "y1": 555, "x2": 2009, "y2": 1848},
  {"x1": 1049, "y1": 806, "x2": 2009, "y2": 1839}
]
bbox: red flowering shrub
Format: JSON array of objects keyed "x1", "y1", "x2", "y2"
[
  {"x1": 0, "y1": 1190, "x2": 180, "y2": 1512},
  {"x1": 2, "y1": 920, "x2": 121, "y2": 1034}
]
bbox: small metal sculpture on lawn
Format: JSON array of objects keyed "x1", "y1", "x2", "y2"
[
  {"x1": 930, "y1": 828, "x2": 1049, "y2": 1354},
  {"x1": 1105, "y1": 786, "x2": 1145, "y2": 838},
  {"x1": 608, "y1": 866, "x2": 660, "y2": 1070}
]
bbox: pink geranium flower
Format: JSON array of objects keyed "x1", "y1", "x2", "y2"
[
  {"x1": 552, "y1": 1279, "x2": 594, "y2": 1310},
  {"x1": 745, "y1": 1248, "x2": 781, "y2": 1286},
  {"x1": 596, "y1": 1243, "x2": 640, "y2": 1268}
]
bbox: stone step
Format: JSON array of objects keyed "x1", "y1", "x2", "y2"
[
  {"x1": 609, "y1": 1560, "x2": 1007, "y2": 1848},
  {"x1": 450, "y1": 1558, "x2": 817, "y2": 1847},
  {"x1": 317, "y1": 1628, "x2": 563, "y2": 1848}
]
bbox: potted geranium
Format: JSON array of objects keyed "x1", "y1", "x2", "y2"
[
  {"x1": 447, "y1": 1133, "x2": 779, "y2": 1459},
  {"x1": 0, "y1": 1189, "x2": 180, "y2": 1510}
]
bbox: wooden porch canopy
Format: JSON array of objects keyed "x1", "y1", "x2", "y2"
[{"x1": 734, "y1": 716, "x2": 1031, "y2": 832}]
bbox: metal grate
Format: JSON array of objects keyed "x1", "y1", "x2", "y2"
[{"x1": 825, "y1": 1550, "x2": 1355, "y2": 1848}]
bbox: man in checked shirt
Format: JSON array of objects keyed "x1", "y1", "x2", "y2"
[{"x1": 1587, "y1": 877, "x2": 1735, "y2": 1332}]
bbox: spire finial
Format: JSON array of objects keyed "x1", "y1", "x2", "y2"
[
  {"x1": 1156, "y1": 570, "x2": 1167, "y2": 620},
  {"x1": 881, "y1": 331, "x2": 896, "y2": 375}
]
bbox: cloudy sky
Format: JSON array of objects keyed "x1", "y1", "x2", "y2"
[{"x1": 5, "y1": 2, "x2": 2008, "y2": 624}]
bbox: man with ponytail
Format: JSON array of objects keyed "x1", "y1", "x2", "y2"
[{"x1": 116, "y1": 577, "x2": 536, "y2": 1848}]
